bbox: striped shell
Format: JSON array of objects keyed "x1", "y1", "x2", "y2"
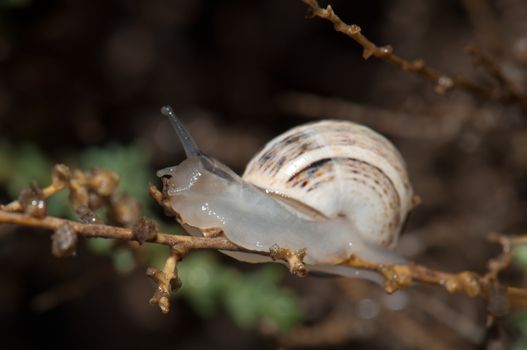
[{"x1": 242, "y1": 120, "x2": 413, "y2": 247}]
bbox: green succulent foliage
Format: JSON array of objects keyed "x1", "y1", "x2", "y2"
[
  {"x1": 512, "y1": 338, "x2": 527, "y2": 350},
  {"x1": 86, "y1": 237, "x2": 115, "y2": 255},
  {"x1": 46, "y1": 190, "x2": 76, "y2": 218},
  {"x1": 178, "y1": 252, "x2": 302, "y2": 331},
  {"x1": 0, "y1": 0, "x2": 31, "y2": 9},
  {"x1": 512, "y1": 246, "x2": 527, "y2": 350},
  {"x1": 86, "y1": 244, "x2": 303, "y2": 331},
  {"x1": 145, "y1": 243, "x2": 171, "y2": 271},
  {"x1": 78, "y1": 143, "x2": 153, "y2": 205},
  {"x1": 179, "y1": 253, "x2": 227, "y2": 317},
  {"x1": 511, "y1": 312, "x2": 527, "y2": 350},
  {"x1": 0, "y1": 142, "x2": 154, "y2": 218},
  {"x1": 112, "y1": 247, "x2": 136, "y2": 274},
  {"x1": 0, "y1": 142, "x2": 52, "y2": 198},
  {"x1": 513, "y1": 245, "x2": 527, "y2": 270}
]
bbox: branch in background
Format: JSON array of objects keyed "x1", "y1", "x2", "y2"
[
  {"x1": 301, "y1": 0, "x2": 527, "y2": 112},
  {"x1": 466, "y1": 45, "x2": 527, "y2": 111},
  {"x1": 1, "y1": 164, "x2": 527, "y2": 314},
  {"x1": 301, "y1": 0, "x2": 490, "y2": 97}
]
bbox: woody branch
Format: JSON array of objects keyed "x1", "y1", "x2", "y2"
[{"x1": 0, "y1": 164, "x2": 526, "y2": 313}]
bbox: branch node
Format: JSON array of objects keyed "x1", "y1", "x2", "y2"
[
  {"x1": 132, "y1": 217, "x2": 159, "y2": 244},
  {"x1": 51, "y1": 223, "x2": 77, "y2": 257},
  {"x1": 434, "y1": 76, "x2": 454, "y2": 95},
  {"x1": 75, "y1": 205, "x2": 102, "y2": 224},
  {"x1": 108, "y1": 195, "x2": 141, "y2": 227},
  {"x1": 51, "y1": 164, "x2": 71, "y2": 187},
  {"x1": 269, "y1": 244, "x2": 308, "y2": 277},
  {"x1": 380, "y1": 265, "x2": 413, "y2": 293},
  {"x1": 349, "y1": 24, "x2": 361, "y2": 34},
  {"x1": 412, "y1": 59, "x2": 425, "y2": 70},
  {"x1": 377, "y1": 45, "x2": 393, "y2": 57},
  {"x1": 18, "y1": 181, "x2": 47, "y2": 218},
  {"x1": 88, "y1": 169, "x2": 119, "y2": 197}
]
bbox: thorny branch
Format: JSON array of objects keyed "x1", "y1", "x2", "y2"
[
  {"x1": 1, "y1": 164, "x2": 527, "y2": 314},
  {"x1": 301, "y1": 0, "x2": 527, "y2": 111}
]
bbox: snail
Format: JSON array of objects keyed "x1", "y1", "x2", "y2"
[{"x1": 157, "y1": 106, "x2": 414, "y2": 280}]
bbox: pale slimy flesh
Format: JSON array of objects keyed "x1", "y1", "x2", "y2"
[{"x1": 158, "y1": 157, "x2": 406, "y2": 275}]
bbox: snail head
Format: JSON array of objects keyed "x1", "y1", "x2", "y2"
[{"x1": 156, "y1": 105, "x2": 241, "y2": 198}]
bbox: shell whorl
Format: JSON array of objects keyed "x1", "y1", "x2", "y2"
[{"x1": 242, "y1": 120, "x2": 413, "y2": 247}]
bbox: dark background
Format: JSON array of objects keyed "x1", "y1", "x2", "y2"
[{"x1": 1, "y1": 0, "x2": 527, "y2": 349}]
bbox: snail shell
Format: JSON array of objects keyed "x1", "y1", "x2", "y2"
[{"x1": 243, "y1": 120, "x2": 413, "y2": 248}]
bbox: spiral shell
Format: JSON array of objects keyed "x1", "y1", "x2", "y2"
[{"x1": 242, "y1": 120, "x2": 413, "y2": 247}]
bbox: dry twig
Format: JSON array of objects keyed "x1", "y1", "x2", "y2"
[
  {"x1": 339, "y1": 236, "x2": 526, "y2": 312},
  {"x1": 0, "y1": 209, "x2": 240, "y2": 251},
  {"x1": 1, "y1": 164, "x2": 526, "y2": 314},
  {"x1": 301, "y1": 0, "x2": 527, "y2": 112},
  {"x1": 301, "y1": 0, "x2": 490, "y2": 98},
  {"x1": 147, "y1": 248, "x2": 186, "y2": 313}
]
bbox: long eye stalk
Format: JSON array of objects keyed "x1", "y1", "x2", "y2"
[{"x1": 161, "y1": 105, "x2": 201, "y2": 157}]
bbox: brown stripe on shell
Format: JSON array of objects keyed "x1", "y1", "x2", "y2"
[
  {"x1": 287, "y1": 158, "x2": 334, "y2": 188},
  {"x1": 245, "y1": 120, "x2": 410, "y2": 193},
  {"x1": 251, "y1": 130, "x2": 323, "y2": 176},
  {"x1": 286, "y1": 157, "x2": 399, "y2": 205},
  {"x1": 339, "y1": 158, "x2": 401, "y2": 242},
  {"x1": 306, "y1": 121, "x2": 409, "y2": 191}
]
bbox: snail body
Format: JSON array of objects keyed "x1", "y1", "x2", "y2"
[{"x1": 157, "y1": 106, "x2": 413, "y2": 278}]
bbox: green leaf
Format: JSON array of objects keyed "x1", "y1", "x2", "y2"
[
  {"x1": 78, "y1": 143, "x2": 152, "y2": 203},
  {"x1": 514, "y1": 245, "x2": 527, "y2": 270},
  {"x1": 112, "y1": 247, "x2": 136, "y2": 274},
  {"x1": 0, "y1": 141, "x2": 14, "y2": 182},
  {"x1": 511, "y1": 337, "x2": 527, "y2": 350},
  {"x1": 86, "y1": 237, "x2": 115, "y2": 255},
  {"x1": 177, "y1": 252, "x2": 301, "y2": 331},
  {"x1": 223, "y1": 265, "x2": 301, "y2": 331},
  {"x1": 145, "y1": 244, "x2": 170, "y2": 270},
  {"x1": 1, "y1": 0, "x2": 32, "y2": 8},
  {"x1": 6, "y1": 143, "x2": 52, "y2": 198},
  {"x1": 178, "y1": 253, "x2": 227, "y2": 317},
  {"x1": 46, "y1": 190, "x2": 75, "y2": 218}
]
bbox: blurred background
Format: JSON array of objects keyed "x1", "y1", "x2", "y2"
[{"x1": 1, "y1": 0, "x2": 527, "y2": 349}]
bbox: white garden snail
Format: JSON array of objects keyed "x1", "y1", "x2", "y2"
[{"x1": 157, "y1": 106, "x2": 414, "y2": 280}]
